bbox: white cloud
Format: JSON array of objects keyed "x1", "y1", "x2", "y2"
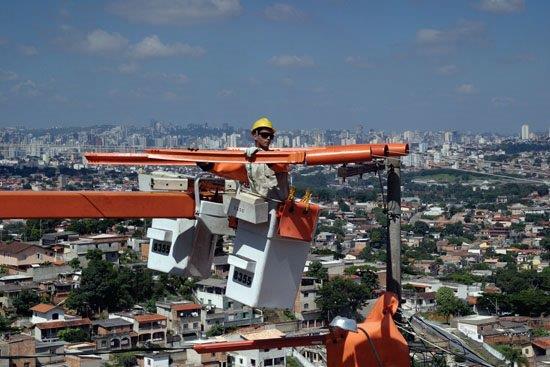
[
  {"x1": 491, "y1": 96, "x2": 515, "y2": 107},
  {"x1": 173, "y1": 74, "x2": 189, "y2": 84},
  {"x1": 416, "y1": 21, "x2": 486, "y2": 46},
  {"x1": 18, "y1": 45, "x2": 38, "y2": 56},
  {"x1": 108, "y1": 0, "x2": 242, "y2": 25},
  {"x1": 11, "y1": 80, "x2": 41, "y2": 97},
  {"x1": 0, "y1": 69, "x2": 18, "y2": 81},
  {"x1": 83, "y1": 29, "x2": 128, "y2": 54},
  {"x1": 281, "y1": 77, "x2": 294, "y2": 86},
  {"x1": 436, "y1": 64, "x2": 458, "y2": 75},
  {"x1": 118, "y1": 62, "x2": 139, "y2": 74},
  {"x1": 146, "y1": 72, "x2": 190, "y2": 84},
  {"x1": 455, "y1": 83, "x2": 477, "y2": 95},
  {"x1": 264, "y1": 3, "x2": 306, "y2": 21},
  {"x1": 269, "y1": 55, "x2": 314, "y2": 68},
  {"x1": 131, "y1": 35, "x2": 205, "y2": 58},
  {"x1": 162, "y1": 91, "x2": 186, "y2": 101},
  {"x1": 476, "y1": 0, "x2": 524, "y2": 13},
  {"x1": 416, "y1": 21, "x2": 486, "y2": 54},
  {"x1": 218, "y1": 89, "x2": 234, "y2": 97},
  {"x1": 345, "y1": 56, "x2": 374, "y2": 68}
]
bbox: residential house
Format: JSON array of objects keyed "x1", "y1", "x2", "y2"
[
  {"x1": 0, "y1": 282, "x2": 39, "y2": 309},
  {"x1": 30, "y1": 303, "x2": 64, "y2": 324},
  {"x1": 0, "y1": 242, "x2": 57, "y2": 270},
  {"x1": 132, "y1": 314, "x2": 167, "y2": 347},
  {"x1": 186, "y1": 341, "x2": 228, "y2": 366},
  {"x1": 454, "y1": 315, "x2": 497, "y2": 343},
  {"x1": 65, "y1": 354, "x2": 103, "y2": 367},
  {"x1": 195, "y1": 278, "x2": 231, "y2": 310},
  {"x1": 227, "y1": 330, "x2": 287, "y2": 367},
  {"x1": 402, "y1": 291, "x2": 436, "y2": 313},
  {"x1": 136, "y1": 353, "x2": 170, "y2": 367},
  {"x1": 92, "y1": 318, "x2": 134, "y2": 351},
  {"x1": 0, "y1": 334, "x2": 36, "y2": 367},
  {"x1": 63, "y1": 234, "x2": 125, "y2": 267},
  {"x1": 155, "y1": 301, "x2": 201, "y2": 340},
  {"x1": 294, "y1": 277, "x2": 325, "y2": 329},
  {"x1": 212, "y1": 256, "x2": 230, "y2": 278},
  {"x1": 34, "y1": 318, "x2": 91, "y2": 342}
]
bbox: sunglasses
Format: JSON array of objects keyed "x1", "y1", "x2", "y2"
[{"x1": 258, "y1": 132, "x2": 274, "y2": 139}]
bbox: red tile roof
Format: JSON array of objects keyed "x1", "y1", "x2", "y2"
[
  {"x1": 35, "y1": 318, "x2": 91, "y2": 330},
  {"x1": 30, "y1": 303, "x2": 58, "y2": 313},
  {"x1": 134, "y1": 314, "x2": 167, "y2": 323},
  {"x1": 532, "y1": 337, "x2": 550, "y2": 350},
  {"x1": 171, "y1": 303, "x2": 201, "y2": 312}
]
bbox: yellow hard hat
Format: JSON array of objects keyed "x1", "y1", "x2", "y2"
[{"x1": 251, "y1": 117, "x2": 275, "y2": 133}]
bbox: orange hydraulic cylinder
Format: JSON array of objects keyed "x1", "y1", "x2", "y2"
[
  {"x1": 0, "y1": 191, "x2": 195, "y2": 219},
  {"x1": 193, "y1": 334, "x2": 327, "y2": 354},
  {"x1": 304, "y1": 145, "x2": 373, "y2": 165}
]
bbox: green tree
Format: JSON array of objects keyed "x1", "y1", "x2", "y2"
[
  {"x1": 68, "y1": 258, "x2": 81, "y2": 271},
  {"x1": 497, "y1": 345, "x2": 529, "y2": 367},
  {"x1": 58, "y1": 328, "x2": 89, "y2": 342},
  {"x1": 0, "y1": 315, "x2": 13, "y2": 332},
  {"x1": 109, "y1": 352, "x2": 137, "y2": 367},
  {"x1": 413, "y1": 221, "x2": 430, "y2": 235},
  {"x1": 360, "y1": 270, "x2": 379, "y2": 291},
  {"x1": 316, "y1": 277, "x2": 371, "y2": 320},
  {"x1": 12, "y1": 289, "x2": 40, "y2": 317},
  {"x1": 442, "y1": 222, "x2": 464, "y2": 237},
  {"x1": 116, "y1": 225, "x2": 128, "y2": 235},
  {"x1": 66, "y1": 249, "x2": 120, "y2": 315},
  {"x1": 532, "y1": 328, "x2": 550, "y2": 337},
  {"x1": 206, "y1": 324, "x2": 229, "y2": 337},
  {"x1": 307, "y1": 261, "x2": 328, "y2": 282},
  {"x1": 436, "y1": 287, "x2": 471, "y2": 323}
]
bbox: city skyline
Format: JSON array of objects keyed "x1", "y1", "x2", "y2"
[{"x1": 1, "y1": 0, "x2": 549, "y2": 133}]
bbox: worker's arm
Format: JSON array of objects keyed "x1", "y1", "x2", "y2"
[{"x1": 197, "y1": 162, "x2": 249, "y2": 183}]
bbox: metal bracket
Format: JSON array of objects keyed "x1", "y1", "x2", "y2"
[{"x1": 337, "y1": 161, "x2": 385, "y2": 181}]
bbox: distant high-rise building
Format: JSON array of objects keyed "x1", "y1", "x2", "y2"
[
  {"x1": 444, "y1": 131, "x2": 453, "y2": 143},
  {"x1": 521, "y1": 124, "x2": 530, "y2": 140}
]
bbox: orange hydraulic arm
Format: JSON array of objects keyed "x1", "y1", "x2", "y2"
[
  {"x1": 84, "y1": 143, "x2": 409, "y2": 167},
  {"x1": 0, "y1": 191, "x2": 195, "y2": 219}
]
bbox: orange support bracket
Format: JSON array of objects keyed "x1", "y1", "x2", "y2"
[{"x1": 0, "y1": 191, "x2": 196, "y2": 219}]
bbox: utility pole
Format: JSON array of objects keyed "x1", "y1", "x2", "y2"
[{"x1": 386, "y1": 158, "x2": 402, "y2": 302}]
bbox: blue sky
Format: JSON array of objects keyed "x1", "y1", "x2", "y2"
[{"x1": 0, "y1": 0, "x2": 548, "y2": 133}]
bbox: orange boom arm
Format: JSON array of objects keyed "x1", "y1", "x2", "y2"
[
  {"x1": 83, "y1": 143, "x2": 408, "y2": 167},
  {"x1": 0, "y1": 191, "x2": 195, "y2": 219}
]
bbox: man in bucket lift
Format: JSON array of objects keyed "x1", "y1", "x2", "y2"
[{"x1": 198, "y1": 117, "x2": 290, "y2": 201}]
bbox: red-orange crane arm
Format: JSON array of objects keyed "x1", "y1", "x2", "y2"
[
  {"x1": 84, "y1": 153, "x2": 195, "y2": 166},
  {"x1": 0, "y1": 191, "x2": 195, "y2": 219},
  {"x1": 85, "y1": 143, "x2": 411, "y2": 167},
  {"x1": 145, "y1": 149, "x2": 306, "y2": 164},
  {"x1": 193, "y1": 334, "x2": 328, "y2": 354}
]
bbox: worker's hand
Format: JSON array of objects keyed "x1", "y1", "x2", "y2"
[
  {"x1": 196, "y1": 162, "x2": 214, "y2": 171},
  {"x1": 245, "y1": 147, "x2": 260, "y2": 158}
]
